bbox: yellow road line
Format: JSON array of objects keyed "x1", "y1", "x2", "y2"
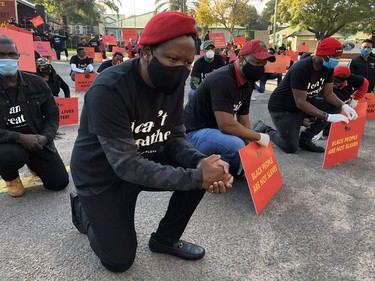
[{"x1": 0, "y1": 166, "x2": 70, "y2": 193}]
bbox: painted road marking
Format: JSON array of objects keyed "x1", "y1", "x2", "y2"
[{"x1": 0, "y1": 166, "x2": 70, "y2": 194}]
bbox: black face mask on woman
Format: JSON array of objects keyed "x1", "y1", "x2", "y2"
[
  {"x1": 40, "y1": 66, "x2": 52, "y2": 76},
  {"x1": 147, "y1": 57, "x2": 190, "y2": 95},
  {"x1": 242, "y1": 59, "x2": 265, "y2": 82}
]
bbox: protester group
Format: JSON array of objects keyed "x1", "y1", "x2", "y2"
[{"x1": 1, "y1": 10, "x2": 374, "y2": 273}]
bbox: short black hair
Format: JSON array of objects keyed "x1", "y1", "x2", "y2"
[
  {"x1": 113, "y1": 52, "x2": 124, "y2": 57},
  {"x1": 362, "y1": 39, "x2": 373, "y2": 45},
  {"x1": 0, "y1": 35, "x2": 18, "y2": 51},
  {"x1": 77, "y1": 47, "x2": 84, "y2": 52}
]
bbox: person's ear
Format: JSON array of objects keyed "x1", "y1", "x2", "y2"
[{"x1": 142, "y1": 46, "x2": 152, "y2": 63}]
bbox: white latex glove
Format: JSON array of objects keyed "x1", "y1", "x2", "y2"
[
  {"x1": 349, "y1": 99, "x2": 358, "y2": 109},
  {"x1": 327, "y1": 114, "x2": 349, "y2": 123},
  {"x1": 342, "y1": 104, "x2": 358, "y2": 120},
  {"x1": 255, "y1": 133, "x2": 270, "y2": 147}
]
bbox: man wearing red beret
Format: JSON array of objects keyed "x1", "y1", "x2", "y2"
[
  {"x1": 253, "y1": 37, "x2": 358, "y2": 153},
  {"x1": 313, "y1": 66, "x2": 369, "y2": 139},
  {"x1": 184, "y1": 39, "x2": 275, "y2": 176},
  {"x1": 69, "y1": 12, "x2": 233, "y2": 272}
]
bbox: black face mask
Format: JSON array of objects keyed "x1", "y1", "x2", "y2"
[
  {"x1": 40, "y1": 66, "x2": 52, "y2": 75},
  {"x1": 242, "y1": 62, "x2": 265, "y2": 82},
  {"x1": 147, "y1": 57, "x2": 190, "y2": 95}
]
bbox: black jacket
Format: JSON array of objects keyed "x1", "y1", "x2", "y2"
[
  {"x1": 0, "y1": 71, "x2": 59, "y2": 152},
  {"x1": 349, "y1": 55, "x2": 375, "y2": 92}
]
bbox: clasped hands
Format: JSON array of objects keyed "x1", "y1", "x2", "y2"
[
  {"x1": 198, "y1": 155, "x2": 234, "y2": 194},
  {"x1": 16, "y1": 134, "x2": 48, "y2": 151}
]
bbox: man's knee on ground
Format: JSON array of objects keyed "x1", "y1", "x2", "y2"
[
  {"x1": 100, "y1": 254, "x2": 135, "y2": 273},
  {"x1": 43, "y1": 174, "x2": 69, "y2": 191},
  {"x1": 283, "y1": 143, "x2": 299, "y2": 154}
]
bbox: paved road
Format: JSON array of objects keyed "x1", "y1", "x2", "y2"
[{"x1": 0, "y1": 56, "x2": 374, "y2": 280}]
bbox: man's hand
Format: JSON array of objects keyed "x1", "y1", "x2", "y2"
[
  {"x1": 255, "y1": 133, "x2": 270, "y2": 147},
  {"x1": 35, "y1": 135, "x2": 49, "y2": 146},
  {"x1": 349, "y1": 99, "x2": 358, "y2": 109},
  {"x1": 342, "y1": 104, "x2": 358, "y2": 120},
  {"x1": 327, "y1": 114, "x2": 349, "y2": 124},
  {"x1": 198, "y1": 155, "x2": 234, "y2": 194},
  {"x1": 17, "y1": 134, "x2": 43, "y2": 151},
  {"x1": 84, "y1": 69, "x2": 91, "y2": 78}
]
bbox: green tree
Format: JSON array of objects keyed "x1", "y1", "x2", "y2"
[
  {"x1": 193, "y1": 0, "x2": 257, "y2": 39},
  {"x1": 30, "y1": 0, "x2": 120, "y2": 29},
  {"x1": 249, "y1": 0, "x2": 275, "y2": 30},
  {"x1": 154, "y1": 0, "x2": 189, "y2": 13},
  {"x1": 278, "y1": 0, "x2": 375, "y2": 40}
]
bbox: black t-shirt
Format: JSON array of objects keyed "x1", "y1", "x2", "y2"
[
  {"x1": 88, "y1": 38, "x2": 100, "y2": 52},
  {"x1": 190, "y1": 55, "x2": 225, "y2": 89},
  {"x1": 184, "y1": 63, "x2": 252, "y2": 132},
  {"x1": 97, "y1": 60, "x2": 113, "y2": 73},
  {"x1": 334, "y1": 74, "x2": 364, "y2": 102},
  {"x1": 0, "y1": 82, "x2": 31, "y2": 134},
  {"x1": 349, "y1": 55, "x2": 375, "y2": 92},
  {"x1": 268, "y1": 56, "x2": 333, "y2": 112},
  {"x1": 70, "y1": 55, "x2": 93, "y2": 70},
  {"x1": 71, "y1": 59, "x2": 205, "y2": 193}
]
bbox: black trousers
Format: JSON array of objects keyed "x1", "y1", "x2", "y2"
[
  {"x1": 73, "y1": 147, "x2": 206, "y2": 272},
  {"x1": 0, "y1": 143, "x2": 69, "y2": 190},
  {"x1": 269, "y1": 95, "x2": 341, "y2": 153}
]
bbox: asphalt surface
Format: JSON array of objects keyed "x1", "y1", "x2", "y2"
[{"x1": 0, "y1": 55, "x2": 374, "y2": 281}]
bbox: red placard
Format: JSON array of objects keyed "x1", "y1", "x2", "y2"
[
  {"x1": 209, "y1": 32, "x2": 226, "y2": 48},
  {"x1": 102, "y1": 35, "x2": 117, "y2": 45},
  {"x1": 111, "y1": 47, "x2": 125, "y2": 55},
  {"x1": 51, "y1": 50, "x2": 57, "y2": 61},
  {"x1": 0, "y1": 1, "x2": 16, "y2": 27},
  {"x1": 233, "y1": 35, "x2": 246, "y2": 46},
  {"x1": 286, "y1": 50, "x2": 299, "y2": 61},
  {"x1": 239, "y1": 142, "x2": 283, "y2": 214},
  {"x1": 30, "y1": 15, "x2": 44, "y2": 27},
  {"x1": 122, "y1": 28, "x2": 138, "y2": 41},
  {"x1": 75, "y1": 73, "x2": 98, "y2": 92},
  {"x1": 55, "y1": 97, "x2": 79, "y2": 126},
  {"x1": 94, "y1": 52, "x2": 103, "y2": 62},
  {"x1": 297, "y1": 44, "x2": 309, "y2": 53},
  {"x1": 323, "y1": 102, "x2": 367, "y2": 168},
  {"x1": 5, "y1": 24, "x2": 32, "y2": 34},
  {"x1": 0, "y1": 27, "x2": 35, "y2": 72},
  {"x1": 264, "y1": 55, "x2": 291, "y2": 74},
  {"x1": 360, "y1": 93, "x2": 375, "y2": 118},
  {"x1": 83, "y1": 47, "x2": 95, "y2": 59},
  {"x1": 33, "y1": 41, "x2": 53, "y2": 56}
]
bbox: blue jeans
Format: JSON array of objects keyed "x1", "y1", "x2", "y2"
[
  {"x1": 187, "y1": 128, "x2": 245, "y2": 175},
  {"x1": 255, "y1": 73, "x2": 283, "y2": 93},
  {"x1": 188, "y1": 89, "x2": 195, "y2": 102}
]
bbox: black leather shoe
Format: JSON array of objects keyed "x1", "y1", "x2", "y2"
[
  {"x1": 149, "y1": 233, "x2": 205, "y2": 260},
  {"x1": 70, "y1": 192, "x2": 86, "y2": 234},
  {"x1": 299, "y1": 138, "x2": 325, "y2": 153}
]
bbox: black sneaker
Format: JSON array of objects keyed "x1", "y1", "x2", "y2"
[
  {"x1": 69, "y1": 192, "x2": 86, "y2": 234},
  {"x1": 253, "y1": 120, "x2": 272, "y2": 133},
  {"x1": 299, "y1": 138, "x2": 325, "y2": 153}
]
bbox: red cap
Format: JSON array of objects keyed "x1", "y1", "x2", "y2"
[
  {"x1": 315, "y1": 38, "x2": 343, "y2": 56},
  {"x1": 139, "y1": 12, "x2": 198, "y2": 46},
  {"x1": 334, "y1": 66, "x2": 351, "y2": 79},
  {"x1": 238, "y1": 40, "x2": 276, "y2": 62}
]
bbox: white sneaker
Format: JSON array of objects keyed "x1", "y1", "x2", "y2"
[{"x1": 251, "y1": 96, "x2": 256, "y2": 101}]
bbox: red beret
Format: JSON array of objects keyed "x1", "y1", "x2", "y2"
[
  {"x1": 334, "y1": 66, "x2": 351, "y2": 79},
  {"x1": 139, "y1": 12, "x2": 198, "y2": 46},
  {"x1": 238, "y1": 40, "x2": 276, "y2": 62},
  {"x1": 315, "y1": 38, "x2": 343, "y2": 56}
]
